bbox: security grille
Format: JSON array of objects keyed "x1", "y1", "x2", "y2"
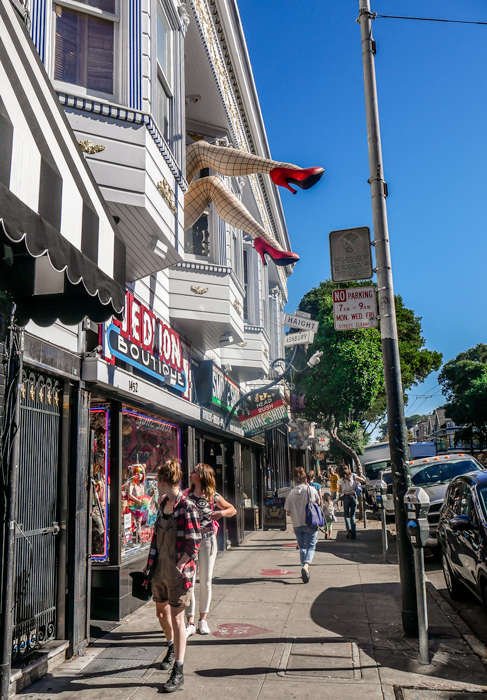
[{"x1": 11, "y1": 369, "x2": 62, "y2": 661}]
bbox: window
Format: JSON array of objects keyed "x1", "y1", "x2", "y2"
[
  {"x1": 54, "y1": 1, "x2": 116, "y2": 95},
  {"x1": 243, "y1": 249, "x2": 249, "y2": 321},
  {"x1": 156, "y1": 3, "x2": 173, "y2": 142},
  {"x1": 184, "y1": 211, "x2": 211, "y2": 257}
]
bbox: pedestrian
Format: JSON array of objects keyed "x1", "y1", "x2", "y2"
[
  {"x1": 322, "y1": 493, "x2": 337, "y2": 540},
  {"x1": 144, "y1": 459, "x2": 201, "y2": 693},
  {"x1": 285, "y1": 467, "x2": 320, "y2": 583},
  {"x1": 336, "y1": 465, "x2": 365, "y2": 540},
  {"x1": 184, "y1": 463, "x2": 236, "y2": 637},
  {"x1": 328, "y1": 467, "x2": 339, "y2": 511},
  {"x1": 307, "y1": 470, "x2": 323, "y2": 504}
]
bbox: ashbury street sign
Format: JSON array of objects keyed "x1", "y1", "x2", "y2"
[
  {"x1": 284, "y1": 330, "x2": 315, "y2": 348},
  {"x1": 333, "y1": 287, "x2": 378, "y2": 331},
  {"x1": 238, "y1": 390, "x2": 289, "y2": 438},
  {"x1": 107, "y1": 292, "x2": 187, "y2": 391}
]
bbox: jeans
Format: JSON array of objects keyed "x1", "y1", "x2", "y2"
[
  {"x1": 294, "y1": 526, "x2": 318, "y2": 565},
  {"x1": 188, "y1": 534, "x2": 218, "y2": 617},
  {"x1": 343, "y1": 493, "x2": 357, "y2": 537}
]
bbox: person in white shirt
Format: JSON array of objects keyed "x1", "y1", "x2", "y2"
[
  {"x1": 285, "y1": 467, "x2": 320, "y2": 583},
  {"x1": 336, "y1": 465, "x2": 365, "y2": 540}
]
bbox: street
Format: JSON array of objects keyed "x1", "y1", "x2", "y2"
[{"x1": 13, "y1": 511, "x2": 487, "y2": 699}]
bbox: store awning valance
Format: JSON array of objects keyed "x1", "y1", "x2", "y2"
[{"x1": 0, "y1": 0, "x2": 126, "y2": 326}]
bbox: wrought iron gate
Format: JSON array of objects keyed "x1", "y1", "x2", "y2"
[{"x1": 11, "y1": 369, "x2": 62, "y2": 661}]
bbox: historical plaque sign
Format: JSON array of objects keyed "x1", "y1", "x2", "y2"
[{"x1": 329, "y1": 227, "x2": 373, "y2": 282}]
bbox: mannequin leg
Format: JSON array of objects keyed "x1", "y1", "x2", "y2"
[
  {"x1": 184, "y1": 176, "x2": 282, "y2": 250},
  {"x1": 186, "y1": 140, "x2": 296, "y2": 186}
]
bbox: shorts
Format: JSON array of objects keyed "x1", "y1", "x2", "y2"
[{"x1": 151, "y1": 575, "x2": 192, "y2": 608}]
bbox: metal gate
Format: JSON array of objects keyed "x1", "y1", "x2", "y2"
[{"x1": 11, "y1": 369, "x2": 62, "y2": 661}]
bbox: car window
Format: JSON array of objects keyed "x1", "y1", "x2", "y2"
[
  {"x1": 459, "y1": 487, "x2": 471, "y2": 516},
  {"x1": 477, "y1": 485, "x2": 487, "y2": 520},
  {"x1": 410, "y1": 459, "x2": 480, "y2": 487},
  {"x1": 364, "y1": 460, "x2": 390, "y2": 479},
  {"x1": 450, "y1": 482, "x2": 465, "y2": 515}
]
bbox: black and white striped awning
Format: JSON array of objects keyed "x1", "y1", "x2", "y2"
[{"x1": 0, "y1": 0, "x2": 126, "y2": 326}]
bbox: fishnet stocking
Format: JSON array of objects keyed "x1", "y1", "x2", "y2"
[
  {"x1": 186, "y1": 140, "x2": 297, "y2": 187},
  {"x1": 185, "y1": 176, "x2": 283, "y2": 250}
]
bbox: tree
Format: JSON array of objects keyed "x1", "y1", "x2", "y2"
[
  {"x1": 405, "y1": 414, "x2": 428, "y2": 429},
  {"x1": 294, "y1": 280, "x2": 442, "y2": 470},
  {"x1": 438, "y1": 344, "x2": 487, "y2": 449}
]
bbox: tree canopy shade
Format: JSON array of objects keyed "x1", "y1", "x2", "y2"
[
  {"x1": 438, "y1": 344, "x2": 487, "y2": 449},
  {"x1": 295, "y1": 280, "x2": 442, "y2": 469}
]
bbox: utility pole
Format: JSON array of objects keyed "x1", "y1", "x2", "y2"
[{"x1": 358, "y1": 0, "x2": 418, "y2": 636}]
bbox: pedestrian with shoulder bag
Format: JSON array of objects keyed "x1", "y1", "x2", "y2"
[
  {"x1": 285, "y1": 467, "x2": 320, "y2": 583},
  {"x1": 336, "y1": 465, "x2": 365, "y2": 540}
]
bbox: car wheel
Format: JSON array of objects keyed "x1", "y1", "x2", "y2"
[{"x1": 442, "y1": 550, "x2": 463, "y2": 600}]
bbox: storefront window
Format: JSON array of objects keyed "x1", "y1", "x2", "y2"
[
  {"x1": 121, "y1": 408, "x2": 180, "y2": 557},
  {"x1": 91, "y1": 407, "x2": 110, "y2": 561}
]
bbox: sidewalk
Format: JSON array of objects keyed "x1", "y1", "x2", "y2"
[{"x1": 14, "y1": 515, "x2": 487, "y2": 699}]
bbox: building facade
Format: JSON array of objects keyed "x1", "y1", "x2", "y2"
[{"x1": 2, "y1": 0, "x2": 296, "y2": 678}]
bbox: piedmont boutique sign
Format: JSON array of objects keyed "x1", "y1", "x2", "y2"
[
  {"x1": 238, "y1": 390, "x2": 289, "y2": 438},
  {"x1": 106, "y1": 292, "x2": 187, "y2": 392}
]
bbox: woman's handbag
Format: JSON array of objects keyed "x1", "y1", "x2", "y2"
[
  {"x1": 305, "y1": 486, "x2": 325, "y2": 528},
  {"x1": 130, "y1": 571, "x2": 152, "y2": 601}
]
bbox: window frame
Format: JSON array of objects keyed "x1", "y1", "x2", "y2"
[
  {"x1": 50, "y1": 0, "x2": 121, "y2": 102},
  {"x1": 155, "y1": 0, "x2": 174, "y2": 143},
  {"x1": 183, "y1": 204, "x2": 217, "y2": 262}
]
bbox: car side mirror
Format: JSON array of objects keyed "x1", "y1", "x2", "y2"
[{"x1": 449, "y1": 515, "x2": 476, "y2": 532}]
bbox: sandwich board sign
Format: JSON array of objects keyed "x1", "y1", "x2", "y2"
[
  {"x1": 329, "y1": 227, "x2": 373, "y2": 282},
  {"x1": 333, "y1": 288, "x2": 378, "y2": 330}
]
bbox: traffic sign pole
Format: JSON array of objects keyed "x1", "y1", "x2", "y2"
[{"x1": 358, "y1": 0, "x2": 418, "y2": 637}]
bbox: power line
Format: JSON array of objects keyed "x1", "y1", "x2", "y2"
[{"x1": 374, "y1": 13, "x2": 487, "y2": 27}]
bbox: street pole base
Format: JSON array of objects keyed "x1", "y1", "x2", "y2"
[{"x1": 402, "y1": 610, "x2": 419, "y2": 638}]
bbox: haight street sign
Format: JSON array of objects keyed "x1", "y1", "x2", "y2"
[
  {"x1": 284, "y1": 330, "x2": 315, "y2": 347},
  {"x1": 238, "y1": 390, "x2": 289, "y2": 438},
  {"x1": 283, "y1": 312, "x2": 319, "y2": 334},
  {"x1": 333, "y1": 287, "x2": 378, "y2": 330}
]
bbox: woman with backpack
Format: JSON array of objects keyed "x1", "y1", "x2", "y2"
[
  {"x1": 184, "y1": 463, "x2": 236, "y2": 637},
  {"x1": 336, "y1": 465, "x2": 365, "y2": 540},
  {"x1": 285, "y1": 467, "x2": 320, "y2": 583}
]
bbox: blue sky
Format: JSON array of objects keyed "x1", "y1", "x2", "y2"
[{"x1": 238, "y1": 0, "x2": 487, "y2": 419}]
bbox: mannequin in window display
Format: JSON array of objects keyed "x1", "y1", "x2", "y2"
[
  {"x1": 184, "y1": 140, "x2": 324, "y2": 266},
  {"x1": 126, "y1": 464, "x2": 151, "y2": 544}
]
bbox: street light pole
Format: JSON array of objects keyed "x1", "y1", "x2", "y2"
[{"x1": 358, "y1": 0, "x2": 418, "y2": 636}]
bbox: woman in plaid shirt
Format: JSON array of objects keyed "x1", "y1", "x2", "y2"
[{"x1": 145, "y1": 459, "x2": 201, "y2": 693}]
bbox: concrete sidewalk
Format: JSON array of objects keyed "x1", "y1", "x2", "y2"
[{"x1": 14, "y1": 516, "x2": 487, "y2": 699}]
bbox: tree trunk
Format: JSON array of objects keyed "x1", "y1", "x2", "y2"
[{"x1": 329, "y1": 423, "x2": 364, "y2": 477}]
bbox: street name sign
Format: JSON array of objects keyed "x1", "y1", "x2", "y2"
[
  {"x1": 329, "y1": 227, "x2": 373, "y2": 282},
  {"x1": 294, "y1": 310, "x2": 311, "y2": 319},
  {"x1": 283, "y1": 312, "x2": 319, "y2": 333},
  {"x1": 333, "y1": 287, "x2": 378, "y2": 330},
  {"x1": 284, "y1": 330, "x2": 315, "y2": 347}
]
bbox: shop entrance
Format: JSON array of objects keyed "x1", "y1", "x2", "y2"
[{"x1": 12, "y1": 369, "x2": 62, "y2": 662}]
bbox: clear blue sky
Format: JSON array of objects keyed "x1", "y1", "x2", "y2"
[{"x1": 238, "y1": 0, "x2": 487, "y2": 419}]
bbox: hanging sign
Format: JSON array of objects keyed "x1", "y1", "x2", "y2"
[
  {"x1": 333, "y1": 287, "x2": 378, "y2": 330},
  {"x1": 283, "y1": 312, "x2": 319, "y2": 333},
  {"x1": 106, "y1": 292, "x2": 187, "y2": 392},
  {"x1": 284, "y1": 330, "x2": 314, "y2": 347},
  {"x1": 329, "y1": 227, "x2": 373, "y2": 282},
  {"x1": 238, "y1": 390, "x2": 289, "y2": 438},
  {"x1": 314, "y1": 429, "x2": 330, "y2": 451},
  {"x1": 195, "y1": 361, "x2": 241, "y2": 413}
]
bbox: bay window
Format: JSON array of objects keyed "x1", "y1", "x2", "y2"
[
  {"x1": 156, "y1": 2, "x2": 173, "y2": 142},
  {"x1": 54, "y1": 0, "x2": 117, "y2": 96}
]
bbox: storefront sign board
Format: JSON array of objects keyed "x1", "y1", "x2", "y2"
[
  {"x1": 200, "y1": 407, "x2": 244, "y2": 436},
  {"x1": 238, "y1": 390, "x2": 289, "y2": 438},
  {"x1": 333, "y1": 287, "x2": 378, "y2": 330},
  {"x1": 314, "y1": 428, "x2": 330, "y2": 450},
  {"x1": 106, "y1": 292, "x2": 188, "y2": 393},
  {"x1": 195, "y1": 361, "x2": 241, "y2": 413},
  {"x1": 263, "y1": 497, "x2": 287, "y2": 530}
]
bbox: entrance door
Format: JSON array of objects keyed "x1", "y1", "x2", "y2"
[
  {"x1": 203, "y1": 438, "x2": 226, "y2": 549},
  {"x1": 12, "y1": 370, "x2": 62, "y2": 661}
]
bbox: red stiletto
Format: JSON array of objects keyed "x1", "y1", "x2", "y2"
[
  {"x1": 254, "y1": 238, "x2": 299, "y2": 267},
  {"x1": 270, "y1": 166, "x2": 324, "y2": 194}
]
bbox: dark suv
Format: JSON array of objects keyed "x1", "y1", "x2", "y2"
[{"x1": 437, "y1": 470, "x2": 487, "y2": 609}]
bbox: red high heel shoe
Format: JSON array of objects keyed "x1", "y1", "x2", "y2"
[
  {"x1": 270, "y1": 166, "x2": 324, "y2": 194},
  {"x1": 254, "y1": 238, "x2": 299, "y2": 267}
]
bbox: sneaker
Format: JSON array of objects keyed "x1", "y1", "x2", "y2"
[
  {"x1": 160, "y1": 643, "x2": 175, "y2": 670},
  {"x1": 185, "y1": 623, "x2": 196, "y2": 638},
  {"x1": 197, "y1": 619, "x2": 210, "y2": 635},
  {"x1": 301, "y1": 567, "x2": 310, "y2": 584},
  {"x1": 162, "y1": 663, "x2": 184, "y2": 693}
]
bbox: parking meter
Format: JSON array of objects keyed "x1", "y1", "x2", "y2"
[
  {"x1": 375, "y1": 470, "x2": 387, "y2": 509},
  {"x1": 404, "y1": 486, "x2": 430, "y2": 548}
]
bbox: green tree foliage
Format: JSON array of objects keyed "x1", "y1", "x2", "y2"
[
  {"x1": 405, "y1": 414, "x2": 428, "y2": 429},
  {"x1": 295, "y1": 280, "x2": 442, "y2": 468},
  {"x1": 438, "y1": 344, "x2": 487, "y2": 448}
]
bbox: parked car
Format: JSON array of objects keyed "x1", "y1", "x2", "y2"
[
  {"x1": 437, "y1": 470, "x2": 487, "y2": 609},
  {"x1": 377, "y1": 455, "x2": 483, "y2": 545},
  {"x1": 363, "y1": 458, "x2": 391, "y2": 508}
]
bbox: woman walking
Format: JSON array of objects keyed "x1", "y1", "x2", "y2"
[
  {"x1": 336, "y1": 465, "x2": 365, "y2": 540},
  {"x1": 145, "y1": 459, "x2": 201, "y2": 693},
  {"x1": 184, "y1": 463, "x2": 236, "y2": 637},
  {"x1": 285, "y1": 467, "x2": 320, "y2": 583}
]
